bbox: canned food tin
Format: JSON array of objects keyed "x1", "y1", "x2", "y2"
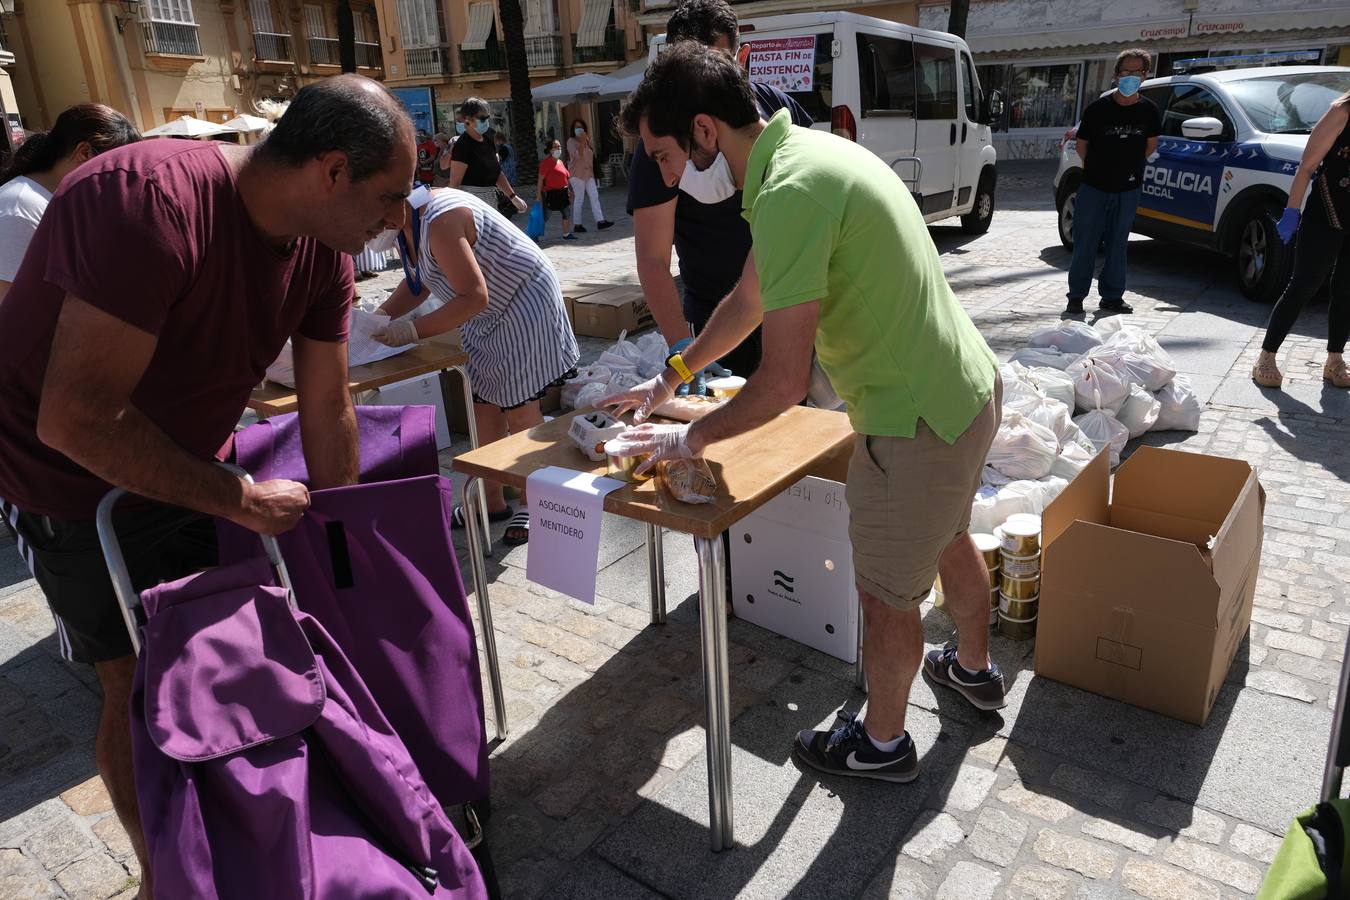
[
  {"x1": 1000, "y1": 572, "x2": 1040, "y2": 600},
  {"x1": 998, "y1": 594, "x2": 1038, "y2": 621},
  {"x1": 1000, "y1": 519, "x2": 1041, "y2": 557},
  {"x1": 604, "y1": 449, "x2": 653, "y2": 482},
  {"x1": 986, "y1": 565, "x2": 1000, "y2": 589},
  {"x1": 998, "y1": 612, "x2": 1037, "y2": 641},
  {"x1": 1000, "y1": 551, "x2": 1041, "y2": 578},
  {"x1": 1004, "y1": 513, "x2": 1042, "y2": 533},
  {"x1": 971, "y1": 532, "x2": 1001, "y2": 570},
  {"x1": 989, "y1": 605, "x2": 998, "y2": 627}
]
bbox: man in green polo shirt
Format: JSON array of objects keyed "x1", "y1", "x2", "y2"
[{"x1": 606, "y1": 42, "x2": 1005, "y2": 783}]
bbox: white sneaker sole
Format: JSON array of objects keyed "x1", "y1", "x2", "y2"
[{"x1": 923, "y1": 662, "x2": 1008, "y2": 711}]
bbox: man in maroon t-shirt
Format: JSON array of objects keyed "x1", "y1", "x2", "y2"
[{"x1": 0, "y1": 75, "x2": 415, "y2": 895}]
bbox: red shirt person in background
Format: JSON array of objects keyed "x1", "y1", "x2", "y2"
[
  {"x1": 0, "y1": 75, "x2": 416, "y2": 898},
  {"x1": 535, "y1": 138, "x2": 575, "y2": 241},
  {"x1": 416, "y1": 131, "x2": 438, "y2": 184}
]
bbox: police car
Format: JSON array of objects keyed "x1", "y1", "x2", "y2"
[{"x1": 1053, "y1": 56, "x2": 1350, "y2": 302}]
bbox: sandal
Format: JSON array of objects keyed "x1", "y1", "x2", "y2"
[
  {"x1": 1325, "y1": 358, "x2": 1350, "y2": 389},
  {"x1": 1251, "y1": 354, "x2": 1283, "y2": 389},
  {"x1": 503, "y1": 510, "x2": 530, "y2": 546},
  {"x1": 451, "y1": 504, "x2": 513, "y2": 529}
]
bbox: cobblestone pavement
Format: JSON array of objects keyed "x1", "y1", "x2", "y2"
[{"x1": 2, "y1": 163, "x2": 1347, "y2": 898}]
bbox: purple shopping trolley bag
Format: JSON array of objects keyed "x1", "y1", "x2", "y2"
[
  {"x1": 129, "y1": 557, "x2": 487, "y2": 899},
  {"x1": 234, "y1": 404, "x2": 439, "y2": 484},
  {"x1": 222, "y1": 475, "x2": 490, "y2": 809}
]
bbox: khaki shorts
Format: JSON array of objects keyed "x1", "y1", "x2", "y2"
[{"x1": 846, "y1": 377, "x2": 1002, "y2": 610}]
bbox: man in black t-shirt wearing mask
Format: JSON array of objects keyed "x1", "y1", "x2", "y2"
[
  {"x1": 627, "y1": 0, "x2": 812, "y2": 379},
  {"x1": 1066, "y1": 48, "x2": 1161, "y2": 316}
]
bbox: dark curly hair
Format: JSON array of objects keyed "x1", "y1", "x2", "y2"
[
  {"x1": 619, "y1": 40, "x2": 758, "y2": 148},
  {"x1": 665, "y1": 0, "x2": 739, "y2": 47}
]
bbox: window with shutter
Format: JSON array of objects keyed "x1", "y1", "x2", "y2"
[
  {"x1": 249, "y1": 0, "x2": 276, "y2": 33},
  {"x1": 304, "y1": 4, "x2": 327, "y2": 37}
]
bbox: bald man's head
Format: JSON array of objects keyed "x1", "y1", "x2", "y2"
[{"x1": 256, "y1": 73, "x2": 413, "y2": 182}]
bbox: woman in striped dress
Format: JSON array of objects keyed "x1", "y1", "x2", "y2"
[{"x1": 374, "y1": 185, "x2": 579, "y2": 545}]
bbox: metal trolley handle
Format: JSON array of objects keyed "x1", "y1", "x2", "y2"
[{"x1": 95, "y1": 462, "x2": 294, "y2": 657}]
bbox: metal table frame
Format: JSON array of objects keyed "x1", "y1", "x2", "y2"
[{"x1": 461, "y1": 476, "x2": 737, "y2": 851}]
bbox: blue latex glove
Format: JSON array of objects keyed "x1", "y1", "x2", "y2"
[{"x1": 1275, "y1": 208, "x2": 1300, "y2": 244}]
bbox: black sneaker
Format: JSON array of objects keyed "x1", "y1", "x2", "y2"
[
  {"x1": 1098, "y1": 298, "x2": 1134, "y2": 314},
  {"x1": 1064, "y1": 297, "x2": 1085, "y2": 315},
  {"x1": 793, "y1": 711, "x2": 918, "y2": 783},
  {"x1": 923, "y1": 644, "x2": 1007, "y2": 711},
  {"x1": 573, "y1": 225, "x2": 587, "y2": 233},
  {"x1": 597, "y1": 220, "x2": 615, "y2": 230}
]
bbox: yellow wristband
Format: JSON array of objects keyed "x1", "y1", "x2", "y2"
[{"x1": 668, "y1": 352, "x2": 695, "y2": 385}]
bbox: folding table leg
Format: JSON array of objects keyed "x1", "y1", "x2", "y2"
[
  {"x1": 646, "y1": 523, "x2": 666, "y2": 625},
  {"x1": 1322, "y1": 626, "x2": 1350, "y2": 801},
  {"x1": 696, "y1": 534, "x2": 734, "y2": 851},
  {"x1": 444, "y1": 365, "x2": 493, "y2": 559},
  {"x1": 464, "y1": 476, "x2": 509, "y2": 741}
]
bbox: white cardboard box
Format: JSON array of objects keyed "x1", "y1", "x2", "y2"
[
  {"x1": 730, "y1": 476, "x2": 859, "y2": 662},
  {"x1": 374, "y1": 374, "x2": 452, "y2": 450}
]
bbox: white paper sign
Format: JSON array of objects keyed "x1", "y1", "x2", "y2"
[
  {"x1": 746, "y1": 36, "x2": 816, "y2": 93},
  {"x1": 525, "y1": 466, "x2": 626, "y2": 604}
]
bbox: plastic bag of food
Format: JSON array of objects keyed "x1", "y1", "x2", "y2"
[
  {"x1": 1026, "y1": 367, "x2": 1076, "y2": 410},
  {"x1": 634, "y1": 332, "x2": 670, "y2": 378},
  {"x1": 981, "y1": 465, "x2": 1014, "y2": 488},
  {"x1": 1152, "y1": 374, "x2": 1202, "y2": 432},
  {"x1": 1085, "y1": 344, "x2": 1175, "y2": 392},
  {"x1": 657, "y1": 457, "x2": 717, "y2": 505},
  {"x1": 1010, "y1": 346, "x2": 1079, "y2": 371},
  {"x1": 1117, "y1": 383, "x2": 1161, "y2": 438},
  {"x1": 1026, "y1": 321, "x2": 1103, "y2": 356},
  {"x1": 1002, "y1": 377, "x2": 1045, "y2": 410},
  {"x1": 1100, "y1": 323, "x2": 1179, "y2": 375},
  {"x1": 1073, "y1": 407, "x2": 1129, "y2": 468},
  {"x1": 986, "y1": 413, "x2": 1058, "y2": 480},
  {"x1": 573, "y1": 381, "x2": 612, "y2": 411},
  {"x1": 969, "y1": 485, "x2": 1001, "y2": 535},
  {"x1": 1049, "y1": 440, "x2": 1094, "y2": 480},
  {"x1": 1068, "y1": 357, "x2": 1130, "y2": 413},
  {"x1": 561, "y1": 364, "x2": 613, "y2": 408}
]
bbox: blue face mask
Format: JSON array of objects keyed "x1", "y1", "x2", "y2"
[
  {"x1": 475, "y1": 118, "x2": 490, "y2": 135},
  {"x1": 1117, "y1": 75, "x2": 1142, "y2": 97},
  {"x1": 454, "y1": 121, "x2": 466, "y2": 135}
]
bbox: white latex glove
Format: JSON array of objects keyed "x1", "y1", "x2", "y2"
[
  {"x1": 610, "y1": 423, "x2": 695, "y2": 477},
  {"x1": 603, "y1": 374, "x2": 675, "y2": 423},
  {"x1": 510, "y1": 194, "x2": 529, "y2": 213},
  {"x1": 373, "y1": 318, "x2": 419, "y2": 347}
]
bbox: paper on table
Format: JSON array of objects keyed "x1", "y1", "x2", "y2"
[
  {"x1": 525, "y1": 466, "x2": 626, "y2": 604},
  {"x1": 263, "y1": 308, "x2": 416, "y2": 387}
]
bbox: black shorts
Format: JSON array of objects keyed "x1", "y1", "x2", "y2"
[
  {"x1": 542, "y1": 188, "x2": 570, "y2": 213},
  {"x1": 2, "y1": 500, "x2": 218, "y2": 663}
]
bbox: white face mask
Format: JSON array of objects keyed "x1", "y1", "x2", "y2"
[
  {"x1": 550, "y1": 148, "x2": 562, "y2": 159},
  {"x1": 679, "y1": 151, "x2": 737, "y2": 205},
  {"x1": 367, "y1": 228, "x2": 400, "y2": 254}
]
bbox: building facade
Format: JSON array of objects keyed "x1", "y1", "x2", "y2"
[
  {"x1": 5, "y1": 0, "x2": 384, "y2": 133},
  {"x1": 918, "y1": 0, "x2": 1350, "y2": 159}
]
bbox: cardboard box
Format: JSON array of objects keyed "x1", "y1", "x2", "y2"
[
  {"x1": 569, "y1": 285, "x2": 654, "y2": 339},
  {"x1": 374, "y1": 374, "x2": 452, "y2": 450},
  {"x1": 730, "y1": 476, "x2": 859, "y2": 663},
  {"x1": 1035, "y1": 446, "x2": 1265, "y2": 726}
]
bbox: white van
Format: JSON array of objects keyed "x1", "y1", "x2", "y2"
[{"x1": 651, "y1": 12, "x2": 1005, "y2": 232}]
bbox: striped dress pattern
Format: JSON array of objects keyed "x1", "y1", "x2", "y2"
[{"x1": 414, "y1": 189, "x2": 579, "y2": 408}]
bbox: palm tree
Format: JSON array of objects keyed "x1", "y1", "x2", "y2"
[
  {"x1": 948, "y1": 0, "x2": 969, "y2": 37},
  {"x1": 336, "y1": 0, "x2": 355, "y2": 72},
  {"x1": 498, "y1": 0, "x2": 540, "y2": 186}
]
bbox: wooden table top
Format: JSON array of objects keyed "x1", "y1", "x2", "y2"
[
  {"x1": 451, "y1": 407, "x2": 855, "y2": 539},
  {"x1": 248, "y1": 337, "x2": 469, "y2": 417}
]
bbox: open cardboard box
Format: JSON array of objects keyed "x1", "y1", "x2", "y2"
[{"x1": 1035, "y1": 446, "x2": 1265, "y2": 726}]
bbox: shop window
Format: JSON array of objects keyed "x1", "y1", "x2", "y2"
[
  {"x1": 1161, "y1": 85, "x2": 1234, "y2": 140},
  {"x1": 857, "y1": 32, "x2": 914, "y2": 117},
  {"x1": 914, "y1": 41, "x2": 957, "y2": 120},
  {"x1": 1006, "y1": 63, "x2": 1080, "y2": 130}
]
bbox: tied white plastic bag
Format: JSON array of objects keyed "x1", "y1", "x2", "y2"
[
  {"x1": 1026, "y1": 321, "x2": 1103, "y2": 356},
  {"x1": 986, "y1": 413, "x2": 1058, "y2": 480},
  {"x1": 1050, "y1": 439, "x2": 1094, "y2": 479},
  {"x1": 561, "y1": 364, "x2": 613, "y2": 408},
  {"x1": 1086, "y1": 344, "x2": 1175, "y2": 392},
  {"x1": 633, "y1": 332, "x2": 670, "y2": 378},
  {"x1": 1027, "y1": 367, "x2": 1076, "y2": 409},
  {"x1": 1100, "y1": 323, "x2": 1178, "y2": 375},
  {"x1": 969, "y1": 485, "x2": 1001, "y2": 535},
  {"x1": 1002, "y1": 377, "x2": 1044, "y2": 409},
  {"x1": 1074, "y1": 407, "x2": 1129, "y2": 468},
  {"x1": 1117, "y1": 384, "x2": 1161, "y2": 438},
  {"x1": 1068, "y1": 357, "x2": 1130, "y2": 413},
  {"x1": 1010, "y1": 346, "x2": 1079, "y2": 371},
  {"x1": 1152, "y1": 374, "x2": 1202, "y2": 432},
  {"x1": 1008, "y1": 395, "x2": 1078, "y2": 449}
]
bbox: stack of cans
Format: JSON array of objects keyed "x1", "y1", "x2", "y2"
[
  {"x1": 972, "y1": 533, "x2": 1001, "y2": 625},
  {"x1": 996, "y1": 515, "x2": 1041, "y2": 640}
]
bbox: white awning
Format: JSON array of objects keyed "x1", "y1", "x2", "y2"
[
  {"x1": 575, "y1": 0, "x2": 614, "y2": 49},
  {"x1": 460, "y1": 2, "x2": 495, "y2": 51},
  {"x1": 599, "y1": 57, "x2": 647, "y2": 98}
]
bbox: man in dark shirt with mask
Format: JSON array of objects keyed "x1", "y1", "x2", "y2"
[
  {"x1": 627, "y1": 0, "x2": 812, "y2": 378},
  {"x1": 1065, "y1": 47, "x2": 1161, "y2": 316}
]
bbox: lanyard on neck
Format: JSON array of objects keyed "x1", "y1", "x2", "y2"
[{"x1": 397, "y1": 205, "x2": 424, "y2": 297}]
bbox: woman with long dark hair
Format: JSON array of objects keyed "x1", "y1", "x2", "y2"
[
  {"x1": 1254, "y1": 91, "x2": 1350, "y2": 389},
  {"x1": 0, "y1": 103, "x2": 139, "y2": 301}
]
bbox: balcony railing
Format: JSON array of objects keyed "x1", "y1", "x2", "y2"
[
  {"x1": 525, "y1": 34, "x2": 561, "y2": 68},
  {"x1": 253, "y1": 31, "x2": 293, "y2": 61},
  {"x1": 308, "y1": 35, "x2": 339, "y2": 65},
  {"x1": 460, "y1": 41, "x2": 505, "y2": 73},
  {"x1": 573, "y1": 25, "x2": 622, "y2": 65},
  {"x1": 405, "y1": 46, "x2": 448, "y2": 76},
  {"x1": 356, "y1": 40, "x2": 382, "y2": 68},
  {"x1": 141, "y1": 20, "x2": 202, "y2": 56}
]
